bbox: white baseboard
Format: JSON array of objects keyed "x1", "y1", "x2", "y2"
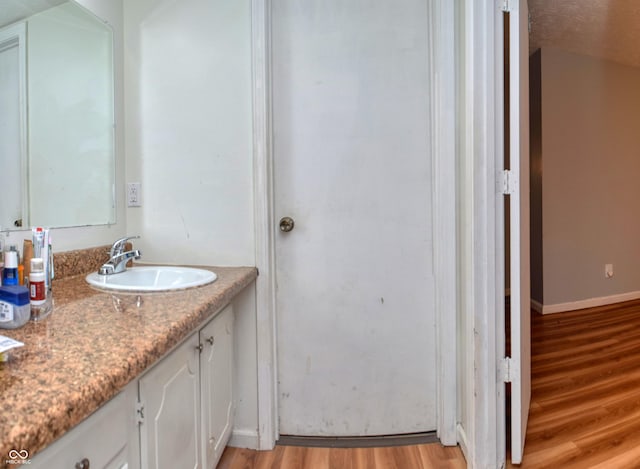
[
  {"x1": 531, "y1": 299, "x2": 543, "y2": 313},
  {"x1": 229, "y1": 428, "x2": 260, "y2": 449},
  {"x1": 533, "y1": 290, "x2": 640, "y2": 315},
  {"x1": 456, "y1": 423, "x2": 470, "y2": 466}
]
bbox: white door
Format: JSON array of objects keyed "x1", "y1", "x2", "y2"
[
  {"x1": 0, "y1": 24, "x2": 25, "y2": 229},
  {"x1": 508, "y1": 0, "x2": 531, "y2": 463},
  {"x1": 273, "y1": 0, "x2": 436, "y2": 436}
]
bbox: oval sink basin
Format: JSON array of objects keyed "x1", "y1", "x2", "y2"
[{"x1": 86, "y1": 266, "x2": 217, "y2": 292}]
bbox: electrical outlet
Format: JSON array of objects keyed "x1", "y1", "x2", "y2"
[
  {"x1": 605, "y1": 264, "x2": 614, "y2": 279},
  {"x1": 127, "y1": 182, "x2": 141, "y2": 207}
]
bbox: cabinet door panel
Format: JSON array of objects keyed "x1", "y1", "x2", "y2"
[
  {"x1": 29, "y1": 391, "x2": 128, "y2": 469},
  {"x1": 139, "y1": 333, "x2": 201, "y2": 469},
  {"x1": 201, "y1": 305, "x2": 234, "y2": 468}
]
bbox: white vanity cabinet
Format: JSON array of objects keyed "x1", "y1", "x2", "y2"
[
  {"x1": 26, "y1": 304, "x2": 236, "y2": 469},
  {"x1": 29, "y1": 387, "x2": 133, "y2": 469},
  {"x1": 138, "y1": 333, "x2": 202, "y2": 469},
  {"x1": 200, "y1": 304, "x2": 234, "y2": 468},
  {"x1": 138, "y1": 304, "x2": 235, "y2": 469}
]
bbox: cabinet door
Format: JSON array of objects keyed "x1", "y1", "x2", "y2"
[
  {"x1": 29, "y1": 390, "x2": 129, "y2": 469},
  {"x1": 139, "y1": 333, "x2": 201, "y2": 469},
  {"x1": 200, "y1": 305, "x2": 234, "y2": 469}
]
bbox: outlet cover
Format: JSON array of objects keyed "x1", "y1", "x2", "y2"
[
  {"x1": 127, "y1": 182, "x2": 141, "y2": 207},
  {"x1": 605, "y1": 264, "x2": 614, "y2": 279}
]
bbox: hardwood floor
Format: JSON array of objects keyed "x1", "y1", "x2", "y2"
[
  {"x1": 509, "y1": 299, "x2": 640, "y2": 468},
  {"x1": 220, "y1": 299, "x2": 640, "y2": 469},
  {"x1": 218, "y1": 443, "x2": 466, "y2": 469}
]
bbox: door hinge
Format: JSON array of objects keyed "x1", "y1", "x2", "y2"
[
  {"x1": 501, "y1": 0, "x2": 511, "y2": 13},
  {"x1": 502, "y1": 169, "x2": 518, "y2": 195},
  {"x1": 501, "y1": 356, "x2": 513, "y2": 383},
  {"x1": 136, "y1": 401, "x2": 145, "y2": 425}
]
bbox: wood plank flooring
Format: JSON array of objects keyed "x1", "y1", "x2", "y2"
[
  {"x1": 509, "y1": 299, "x2": 640, "y2": 468},
  {"x1": 220, "y1": 299, "x2": 640, "y2": 469},
  {"x1": 218, "y1": 442, "x2": 466, "y2": 469}
]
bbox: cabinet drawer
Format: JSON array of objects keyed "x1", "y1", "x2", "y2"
[{"x1": 30, "y1": 391, "x2": 129, "y2": 469}]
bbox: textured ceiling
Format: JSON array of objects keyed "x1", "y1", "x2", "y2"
[
  {"x1": 529, "y1": 0, "x2": 640, "y2": 68},
  {"x1": 0, "y1": 0, "x2": 67, "y2": 29}
]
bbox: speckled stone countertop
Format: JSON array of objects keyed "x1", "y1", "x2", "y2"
[{"x1": 0, "y1": 258, "x2": 256, "y2": 464}]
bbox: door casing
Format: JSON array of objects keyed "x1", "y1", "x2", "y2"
[{"x1": 455, "y1": 1, "x2": 521, "y2": 468}]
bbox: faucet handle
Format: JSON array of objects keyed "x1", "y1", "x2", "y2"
[{"x1": 110, "y1": 236, "x2": 140, "y2": 257}]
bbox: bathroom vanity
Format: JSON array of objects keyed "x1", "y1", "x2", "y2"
[{"x1": 0, "y1": 250, "x2": 256, "y2": 469}]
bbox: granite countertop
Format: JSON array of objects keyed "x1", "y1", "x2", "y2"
[{"x1": 0, "y1": 264, "x2": 257, "y2": 464}]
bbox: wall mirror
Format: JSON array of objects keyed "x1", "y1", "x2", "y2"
[{"x1": 0, "y1": 0, "x2": 115, "y2": 231}]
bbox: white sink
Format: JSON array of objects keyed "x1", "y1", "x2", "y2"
[{"x1": 86, "y1": 266, "x2": 217, "y2": 292}]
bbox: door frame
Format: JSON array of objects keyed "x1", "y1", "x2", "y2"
[
  {"x1": 251, "y1": 0, "x2": 278, "y2": 450},
  {"x1": 251, "y1": 0, "x2": 458, "y2": 450},
  {"x1": 0, "y1": 23, "x2": 28, "y2": 229},
  {"x1": 455, "y1": 0, "x2": 510, "y2": 467}
]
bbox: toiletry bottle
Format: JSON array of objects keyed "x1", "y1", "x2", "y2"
[
  {"x1": 3, "y1": 250, "x2": 18, "y2": 286},
  {"x1": 23, "y1": 239, "x2": 33, "y2": 282},
  {"x1": 29, "y1": 258, "x2": 51, "y2": 321},
  {"x1": 32, "y1": 227, "x2": 52, "y2": 301},
  {"x1": 0, "y1": 285, "x2": 31, "y2": 329}
]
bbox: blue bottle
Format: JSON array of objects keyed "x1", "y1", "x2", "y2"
[{"x1": 3, "y1": 251, "x2": 18, "y2": 286}]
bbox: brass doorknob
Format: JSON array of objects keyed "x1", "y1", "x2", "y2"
[{"x1": 279, "y1": 217, "x2": 295, "y2": 232}]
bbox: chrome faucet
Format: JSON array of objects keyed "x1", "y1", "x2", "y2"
[{"x1": 99, "y1": 236, "x2": 142, "y2": 275}]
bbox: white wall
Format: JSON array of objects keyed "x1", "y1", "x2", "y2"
[
  {"x1": 3, "y1": 0, "x2": 126, "y2": 252},
  {"x1": 123, "y1": 0, "x2": 258, "y2": 448},
  {"x1": 230, "y1": 284, "x2": 258, "y2": 448},
  {"x1": 123, "y1": 0, "x2": 254, "y2": 266},
  {"x1": 531, "y1": 48, "x2": 640, "y2": 310}
]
